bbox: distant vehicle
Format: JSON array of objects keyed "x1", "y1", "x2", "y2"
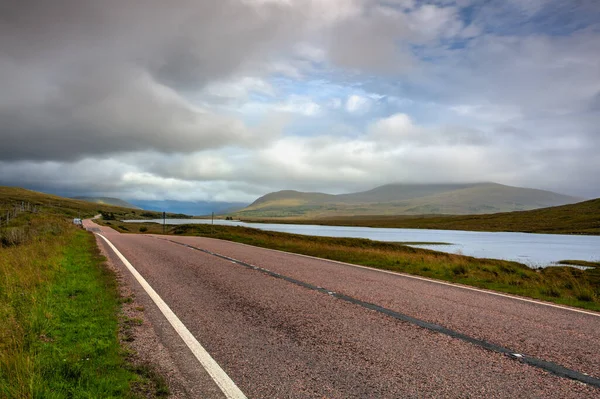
[{"x1": 73, "y1": 218, "x2": 83, "y2": 226}]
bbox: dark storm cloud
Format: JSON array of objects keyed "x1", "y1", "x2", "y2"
[
  {"x1": 0, "y1": 0, "x2": 300, "y2": 161},
  {"x1": 0, "y1": 66, "x2": 253, "y2": 161}
]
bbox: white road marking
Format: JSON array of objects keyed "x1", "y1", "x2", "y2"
[
  {"x1": 97, "y1": 234, "x2": 247, "y2": 399},
  {"x1": 176, "y1": 235, "x2": 600, "y2": 318}
]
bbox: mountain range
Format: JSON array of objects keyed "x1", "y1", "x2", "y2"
[
  {"x1": 127, "y1": 200, "x2": 248, "y2": 216},
  {"x1": 72, "y1": 196, "x2": 141, "y2": 209},
  {"x1": 234, "y1": 183, "x2": 583, "y2": 218},
  {"x1": 71, "y1": 197, "x2": 247, "y2": 215}
]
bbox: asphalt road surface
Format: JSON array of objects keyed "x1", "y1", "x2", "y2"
[{"x1": 84, "y1": 220, "x2": 600, "y2": 398}]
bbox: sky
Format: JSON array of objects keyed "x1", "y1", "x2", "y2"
[{"x1": 1, "y1": 0, "x2": 599, "y2": 203}]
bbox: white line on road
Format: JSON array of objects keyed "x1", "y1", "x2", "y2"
[
  {"x1": 97, "y1": 234, "x2": 247, "y2": 399},
  {"x1": 181, "y1": 236, "x2": 600, "y2": 318}
]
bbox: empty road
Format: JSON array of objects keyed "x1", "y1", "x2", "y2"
[{"x1": 85, "y1": 220, "x2": 600, "y2": 398}]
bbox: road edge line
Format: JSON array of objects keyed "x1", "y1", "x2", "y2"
[{"x1": 97, "y1": 234, "x2": 247, "y2": 399}]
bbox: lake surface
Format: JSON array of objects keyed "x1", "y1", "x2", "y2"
[{"x1": 125, "y1": 219, "x2": 600, "y2": 268}]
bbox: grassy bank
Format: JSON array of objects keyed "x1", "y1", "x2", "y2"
[
  {"x1": 0, "y1": 213, "x2": 166, "y2": 398},
  {"x1": 241, "y1": 197, "x2": 600, "y2": 235},
  {"x1": 108, "y1": 221, "x2": 600, "y2": 312},
  {"x1": 0, "y1": 185, "x2": 189, "y2": 222}
]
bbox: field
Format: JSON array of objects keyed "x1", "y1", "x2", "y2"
[
  {"x1": 241, "y1": 197, "x2": 600, "y2": 235},
  {"x1": 0, "y1": 188, "x2": 168, "y2": 398},
  {"x1": 106, "y1": 221, "x2": 600, "y2": 312}
]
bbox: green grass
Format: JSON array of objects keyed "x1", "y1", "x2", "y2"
[
  {"x1": 31, "y1": 231, "x2": 136, "y2": 397},
  {"x1": 0, "y1": 212, "x2": 167, "y2": 398},
  {"x1": 105, "y1": 221, "x2": 600, "y2": 312},
  {"x1": 241, "y1": 197, "x2": 600, "y2": 235}
]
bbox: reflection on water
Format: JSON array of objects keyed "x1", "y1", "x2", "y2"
[{"x1": 124, "y1": 219, "x2": 600, "y2": 268}]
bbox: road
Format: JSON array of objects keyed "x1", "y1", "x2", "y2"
[{"x1": 84, "y1": 220, "x2": 600, "y2": 398}]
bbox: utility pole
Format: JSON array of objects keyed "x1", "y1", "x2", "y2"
[
  {"x1": 211, "y1": 212, "x2": 214, "y2": 235},
  {"x1": 163, "y1": 211, "x2": 166, "y2": 234}
]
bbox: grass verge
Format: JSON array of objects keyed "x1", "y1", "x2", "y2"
[
  {"x1": 0, "y1": 214, "x2": 167, "y2": 398},
  {"x1": 106, "y1": 221, "x2": 600, "y2": 312}
]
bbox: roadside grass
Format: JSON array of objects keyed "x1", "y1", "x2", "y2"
[
  {"x1": 0, "y1": 213, "x2": 167, "y2": 398},
  {"x1": 240, "y1": 197, "x2": 600, "y2": 235},
  {"x1": 106, "y1": 221, "x2": 600, "y2": 312}
]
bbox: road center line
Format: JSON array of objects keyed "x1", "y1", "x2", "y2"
[
  {"x1": 159, "y1": 236, "x2": 600, "y2": 389},
  {"x1": 97, "y1": 234, "x2": 247, "y2": 399},
  {"x1": 192, "y1": 236, "x2": 600, "y2": 318}
]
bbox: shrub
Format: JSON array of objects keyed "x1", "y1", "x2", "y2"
[
  {"x1": 0, "y1": 227, "x2": 29, "y2": 247},
  {"x1": 576, "y1": 290, "x2": 594, "y2": 302},
  {"x1": 100, "y1": 211, "x2": 115, "y2": 220},
  {"x1": 540, "y1": 287, "x2": 561, "y2": 298},
  {"x1": 452, "y1": 265, "x2": 467, "y2": 275}
]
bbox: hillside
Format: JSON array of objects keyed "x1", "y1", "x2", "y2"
[
  {"x1": 72, "y1": 196, "x2": 140, "y2": 209},
  {"x1": 246, "y1": 198, "x2": 600, "y2": 235},
  {"x1": 236, "y1": 183, "x2": 582, "y2": 218},
  {"x1": 0, "y1": 186, "x2": 174, "y2": 220}
]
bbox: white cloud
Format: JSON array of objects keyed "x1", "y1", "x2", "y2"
[
  {"x1": 368, "y1": 113, "x2": 420, "y2": 142},
  {"x1": 275, "y1": 95, "x2": 321, "y2": 115},
  {"x1": 408, "y1": 4, "x2": 463, "y2": 41},
  {"x1": 345, "y1": 95, "x2": 371, "y2": 113},
  {"x1": 449, "y1": 104, "x2": 522, "y2": 123}
]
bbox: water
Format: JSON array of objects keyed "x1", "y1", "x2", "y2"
[{"x1": 125, "y1": 219, "x2": 600, "y2": 268}]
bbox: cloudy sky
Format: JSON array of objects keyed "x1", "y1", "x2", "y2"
[{"x1": 1, "y1": 0, "x2": 599, "y2": 202}]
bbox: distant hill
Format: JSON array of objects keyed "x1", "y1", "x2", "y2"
[
  {"x1": 72, "y1": 196, "x2": 141, "y2": 209},
  {"x1": 0, "y1": 186, "x2": 196, "y2": 221},
  {"x1": 282, "y1": 198, "x2": 600, "y2": 235},
  {"x1": 128, "y1": 200, "x2": 249, "y2": 216},
  {"x1": 235, "y1": 183, "x2": 583, "y2": 218},
  {"x1": 0, "y1": 186, "x2": 149, "y2": 219}
]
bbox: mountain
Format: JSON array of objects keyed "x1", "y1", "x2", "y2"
[
  {"x1": 235, "y1": 183, "x2": 583, "y2": 218},
  {"x1": 301, "y1": 198, "x2": 600, "y2": 235},
  {"x1": 72, "y1": 196, "x2": 141, "y2": 209},
  {"x1": 128, "y1": 200, "x2": 249, "y2": 216}
]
